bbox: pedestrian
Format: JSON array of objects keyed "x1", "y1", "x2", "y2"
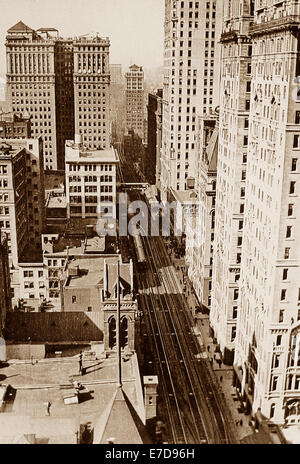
[
  {"x1": 45, "y1": 401, "x2": 51, "y2": 416},
  {"x1": 79, "y1": 351, "x2": 83, "y2": 374}
]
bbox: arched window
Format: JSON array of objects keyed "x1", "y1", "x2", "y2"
[
  {"x1": 109, "y1": 317, "x2": 116, "y2": 349},
  {"x1": 120, "y1": 317, "x2": 128, "y2": 349},
  {"x1": 270, "y1": 403, "x2": 275, "y2": 419}
]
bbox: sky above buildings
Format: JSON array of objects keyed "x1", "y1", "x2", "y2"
[{"x1": 0, "y1": 0, "x2": 164, "y2": 77}]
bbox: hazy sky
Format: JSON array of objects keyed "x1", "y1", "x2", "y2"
[{"x1": 0, "y1": 0, "x2": 164, "y2": 76}]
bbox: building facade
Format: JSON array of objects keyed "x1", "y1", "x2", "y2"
[
  {"x1": 185, "y1": 114, "x2": 218, "y2": 309},
  {"x1": 125, "y1": 65, "x2": 145, "y2": 139},
  {"x1": 73, "y1": 35, "x2": 110, "y2": 150},
  {"x1": 0, "y1": 138, "x2": 45, "y2": 263},
  {"x1": 0, "y1": 232, "x2": 11, "y2": 336},
  {"x1": 210, "y1": 0, "x2": 253, "y2": 364},
  {"x1": 160, "y1": 0, "x2": 223, "y2": 200},
  {"x1": 5, "y1": 22, "x2": 71, "y2": 170},
  {"x1": 65, "y1": 136, "x2": 118, "y2": 220},
  {"x1": 234, "y1": 1, "x2": 300, "y2": 425},
  {"x1": 6, "y1": 22, "x2": 111, "y2": 170},
  {"x1": 0, "y1": 112, "x2": 31, "y2": 139},
  {"x1": 147, "y1": 89, "x2": 163, "y2": 186}
]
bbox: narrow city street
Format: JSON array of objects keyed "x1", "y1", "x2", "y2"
[{"x1": 127, "y1": 189, "x2": 237, "y2": 443}]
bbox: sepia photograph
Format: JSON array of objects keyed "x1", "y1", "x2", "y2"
[{"x1": 0, "y1": 0, "x2": 299, "y2": 451}]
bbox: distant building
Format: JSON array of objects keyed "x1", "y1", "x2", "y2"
[
  {"x1": 5, "y1": 21, "x2": 112, "y2": 170},
  {"x1": 109, "y1": 65, "x2": 126, "y2": 145},
  {"x1": 125, "y1": 65, "x2": 145, "y2": 139},
  {"x1": 5, "y1": 22, "x2": 74, "y2": 170},
  {"x1": 0, "y1": 112, "x2": 31, "y2": 139},
  {"x1": 73, "y1": 35, "x2": 110, "y2": 150},
  {"x1": 110, "y1": 64, "x2": 123, "y2": 85},
  {"x1": 147, "y1": 89, "x2": 163, "y2": 185},
  {"x1": 65, "y1": 136, "x2": 119, "y2": 221},
  {"x1": 0, "y1": 232, "x2": 11, "y2": 336}
]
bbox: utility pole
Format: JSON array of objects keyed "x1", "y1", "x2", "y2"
[{"x1": 116, "y1": 255, "x2": 122, "y2": 388}]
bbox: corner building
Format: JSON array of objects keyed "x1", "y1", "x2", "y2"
[
  {"x1": 234, "y1": 2, "x2": 300, "y2": 425},
  {"x1": 210, "y1": 0, "x2": 253, "y2": 364}
]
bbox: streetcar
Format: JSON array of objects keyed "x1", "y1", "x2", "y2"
[{"x1": 133, "y1": 234, "x2": 147, "y2": 270}]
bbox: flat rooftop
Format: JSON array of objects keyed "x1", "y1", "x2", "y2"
[
  {"x1": 171, "y1": 188, "x2": 198, "y2": 205},
  {"x1": 0, "y1": 352, "x2": 143, "y2": 442},
  {"x1": 46, "y1": 195, "x2": 67, "y2": 209},
  {"x1": 65, "y1": 142, "x2": 119, "y2": 164},
  {"x1": 65, "y1": 255, "x2": 124, "y2": 288}
]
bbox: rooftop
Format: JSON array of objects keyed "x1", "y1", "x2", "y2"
[
  {"x1": 46, "y1": 195, "x2": 67, "y2": 209},
  {"x1": 0, "y1": 352, "x2": 144, "y2": 444},
  {"x1": 171, "y1": 188, "x2": 198, "y2": 205},
  {"x1": 65, "y1": 255, "x2": 132, "y2": 290},
  {"x1": 65, "y1": 141, "x2": 119, "y2": 164},
  {"x1": 0, "y1": 142, "x2": 21, "y2": 159}
]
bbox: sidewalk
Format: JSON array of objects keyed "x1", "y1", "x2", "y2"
[{"x1": 166, "y1": 244, "x2": 254, "y2": 442}]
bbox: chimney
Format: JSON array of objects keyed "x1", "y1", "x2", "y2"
[
  {"x1": 143, "y1": 375, "x2": 158, "y2": 421},
  {"x1": 74, "y1": 134, "x2": 82, "y2": 145}
]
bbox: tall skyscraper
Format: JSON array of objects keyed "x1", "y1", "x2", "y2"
[
  {"x1": 125, "y1": 65, "x2": 145, "y2": 139},
  {"x1": 6, "y1": 22, "x2": 111, "y2": 170},
  {"x1": 0, "y1": 232, "x2": 11, "y2": 337},
  {"x1": 73, "y1": 35, "x2": 110, "y2": 150},
  {"x1": 159, "y1": 0, "x2": 223, "y2": 201},
  {"x1": 147, "y1": 89, "x2": 163, "y2": 185},
  {"x1": 233, "y1": 1, "x2": 300, "y2": 424},
  {"x1": 5, "y1": 22, "x2": 74, "y2": 170},
  {"x1": 210, "y1": 0, "x2": 253, "y2": 364}
]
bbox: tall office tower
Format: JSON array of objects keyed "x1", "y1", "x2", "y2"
[
  {"x1": 125, "y1": 65, "x2": 145, "y2": 139},
  {"x1": 5, "y1": 22, "x2": 75, "y2": 170},
  {"x1": 110, "y1": 64, "x2": 123, "y2": 85},
  {"x1": 65, "y1": 135, "x2": 118, "y2": 220},
  {"x1": 185, "y1": 114, "x2": 218, "y2": 309},
  {"x1": 147, "y1": 89, "x2": 163, "y2": 185},
  {"x1": 110, "y1": 64, "x2": 125, "y2": 144},
  {"x1": 73, "y1": 35, "x2": 110, "y2": 151},
  {"x1": 0, "y1": 232, "x2": 11, "y2": 337},
  {"x1": 55, "y1": 39, "x2": 75, "y2": 164},
  {"x1": 0, "y1": 138, "x2": 45, "y2": 266},
  {"x1": 210, "y1": 0, "x2": 253, "y2": 365},
  {"x1": 234, "y1": 3, "x2": 300, "y2": 424},
  {"x1": 159, "y1": 0, "x2": 223, "y2": 201}
]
